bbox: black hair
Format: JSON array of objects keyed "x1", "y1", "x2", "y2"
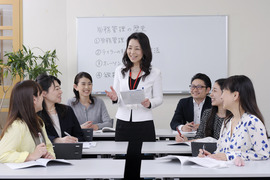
[
  {"x1": 72, "y1": 72, "x2": 95, "y2": 105},
  {"x1": 191, "y1": 73, "x2": 212, "y2": 89},
  {"x1": 121, "y1": 32, "x2": 152, "y2": 81}
]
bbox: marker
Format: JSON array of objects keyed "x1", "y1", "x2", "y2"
[
  {"x1": 202, "y1": 144, "x2": 205, "y2": 155},
  {"x1": 64, "y1": 131, "x2": 71, "y2": 136},
  {"x1": 176, "y1": 127, "x2": 182, "y2": 137},
  {"x1": 38, "y1": 132, "x2": 44, "y2": 144}
]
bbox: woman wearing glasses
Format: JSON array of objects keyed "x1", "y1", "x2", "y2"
[{"x1": 170, "y1": 73, "x2": 212, "y2": 132}]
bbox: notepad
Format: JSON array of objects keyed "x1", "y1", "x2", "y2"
[
  {"x1": 120, "y1": 89, "x2": 145, "y2": 105},
  {"x1": 157, "y1": 155, "x2": 232, "y2": 168},
  {"x1": 5, "y1": 158, "x2": 71, "y2": 169}
]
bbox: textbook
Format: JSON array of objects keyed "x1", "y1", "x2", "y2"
[
  {"x1": 101, "y1": 127, "x2": 115, "y2": 132},
  {"x1": 168, "y1": 142, "x2": 191, "y2": 146},
  {"x1": 5, "y1": 158, "x2": 71, "y2": 169},
  {"x1": 157, "y1": 155, "x2": 233, "y2": 168}
]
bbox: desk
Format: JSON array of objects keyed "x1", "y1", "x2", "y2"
[
  {"x1": 142, "y1": 140, "x2": 191, "y2": 155},
  {"x1": 141, "y1": 159, "x2": 270, "y2": 178},
  {"x1": 82, "y1": 141, "x2": 128, "y2": 155},
  {"x1": 0, "y1": 159, "x2": 125, "y2": 179},
  {"x1": 93, "y1": 128, "x2": 196, "y2": 141}
]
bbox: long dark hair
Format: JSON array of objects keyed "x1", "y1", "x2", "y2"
[
  {"x1": 121, "y1": 32, "x2": 152, "y2": 80},
  {"x1": 72, "y1": 72, "x2": 95, "y2": 105},
  {"x1": 223, "y1": 75, "x2": 265, "y2": 127},
  {"x1": 205, "y1": 78, "x2": 230, "y2": 137},
  {"x1": 0, "y1": 80, "x2": 43, "y2": 139},
  {"x1": 35, "y1": 74, "x2": 67, "y2": 125}
]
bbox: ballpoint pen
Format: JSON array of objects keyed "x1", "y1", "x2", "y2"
[
  {"x1": 202, "y1": 144, "x2": 205, "y2": 155},
  {"x1": 64, "y1": 131, "x2": 71, "y2": 136},
  {"x1": 38, "y1": 132, "x2": 44, "y2": 144},
  {"x1": 176, "y1": 127, "x2": 182, "y2": 137}
]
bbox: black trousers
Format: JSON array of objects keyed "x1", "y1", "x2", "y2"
[{"x1": 115, "y1": 119, "x2": 156, "y2": 179}]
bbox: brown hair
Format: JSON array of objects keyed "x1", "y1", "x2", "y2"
[{"x1": 0, "y1": 80, "x2": 43, "y2": 139}]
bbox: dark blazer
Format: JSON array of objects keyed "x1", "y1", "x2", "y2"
[
  {"x1": 170, "y1": 96, "x2": 212, "y2": 130},
  {"x1": 38, "y1": 104, "x2": 85, "y2": 143}
]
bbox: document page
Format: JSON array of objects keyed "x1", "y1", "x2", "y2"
[{"x1": 120, "y1": 89, "x2": 145, "y2": 105}]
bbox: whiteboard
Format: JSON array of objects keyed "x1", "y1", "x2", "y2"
[{"x1": 77, "y1": 16, "x2": 227, "y2": 94}]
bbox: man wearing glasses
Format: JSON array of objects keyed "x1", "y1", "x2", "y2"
[{"x1": 170, "y1": 73, "x2": 212, "y2": 132}]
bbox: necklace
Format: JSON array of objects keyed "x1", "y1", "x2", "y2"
[{"x1": 47, "y1": 106, "x2": 56, "y2": 112}]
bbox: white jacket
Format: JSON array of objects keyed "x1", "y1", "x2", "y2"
[{"x1": 113, "y1": 65, "x2": 163, "y2": 122}]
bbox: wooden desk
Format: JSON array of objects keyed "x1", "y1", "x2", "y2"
[
  {"x1": 142, "y1": 140, "x2": 191, "y2": 155},
  {"x1": 82, "y1": 141, "x2": 128, "y2": 155},
  {"x1": 141, "y1": 159, "x2": 270, "y2": 178},
  {"x1": 0, "y1": 159, "x2": 125, "y2": 179}
]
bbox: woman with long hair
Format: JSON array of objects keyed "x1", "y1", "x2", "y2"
[
  {"x1": 105, "y1": 32, "x2": 163, "y2": 179},
  {"x1": 0, "y1": 80, "x2": 55, "y2": 163},
  {"x1": 176, "y1": 78, "x2": 230, "y2": 142},
  {"x1": 36, "y1": 74, "x2": 84, "y2": 143},
  {"x1": 199, "y1": 75, "x2": 269, "y2": 162},
  {"x1": 67, "y1": 72, "x2": 112, "y2": 130}
]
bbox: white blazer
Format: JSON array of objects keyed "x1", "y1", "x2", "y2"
[{"x1": 113, "y1": 65, "x2": 163, "y2": 122}]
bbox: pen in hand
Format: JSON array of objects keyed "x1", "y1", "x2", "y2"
[
  {"x1": 64, "y1": 131, "x2": 71, "y2": 136},
  {"x1": 202, "y1": 144, "x2": 205, "y2": 155},
  {"x1": 38, "y1": 132, "x2": 44, "y2": 144},
  {"x1": 177, "y1": 127, "x2": 182, "y2": 137}
]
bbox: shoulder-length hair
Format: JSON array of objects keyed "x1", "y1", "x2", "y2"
[
  {"x1": 223, "y1": 75, "x2": 265, "y2": 127},
  {"x1": 35, "y1": 74, "x2": 67, "y2": 125},
  {"x1": 0, "y1": 80, "x2": 43, "y2": 139},
  {"x1": 72, "y1": 72, "x2": 95, "y2": 105},
  {"x1": 121, "y1": 32, "x2": 152, "y2": 80},
  {"x1": 205, "y1": 78, "x2": 231, "y2": 137}
]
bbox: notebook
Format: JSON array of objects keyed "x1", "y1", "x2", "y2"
[
  {"x1": 120, "y1": 89, "x2": 145, "y2": 105},
  {"x1": 191, "y1": 142, "x2": 217, "y2": 157},
  {"x1": 53, "y1": 143, "x2": 83, "y2": 159}
]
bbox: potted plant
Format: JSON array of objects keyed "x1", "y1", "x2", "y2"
[{"x1": 0, "y1": 45, "x2": 61, "y2": 129}]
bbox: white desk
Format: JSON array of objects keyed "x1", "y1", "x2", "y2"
[
  {"x1": 141, "y1": 159, "x2": 270, "y2": 178},
  {"x1": 142, "y1": 140, "x2": 191, "y2": 155},
  {"x1": 0, "y1": 159, "x2": 125, "y2": 179},
  {"x1": 93, "y1": 129, "x2": 196, "y2": 141},
  {"x1": 83, "y1": 141, "x2": 128, "y2": 155}
]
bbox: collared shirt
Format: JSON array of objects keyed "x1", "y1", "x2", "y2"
[
  {"x1": 50, "y1": 113, "x2": 62, "y2": 138},
  {"x1": 193, "y1": 98, "x2": 205, "y2": 124}
]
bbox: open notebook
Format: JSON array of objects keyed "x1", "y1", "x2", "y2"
[
  {"x1": 5, "y1": 158, "x2": 71, "y2": 169},
  {"x1": 157, "y1": 155, "x2": 233, "y2": 168}
]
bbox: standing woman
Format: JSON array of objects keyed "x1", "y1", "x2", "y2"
[
  {"x1": 0, "y1": 80, "x2": 55, "y2": 163},
  {"x1": 36, "y1": 74, "x2": 84, "y2": 143},
  {"x1": 67, "y1": 72, "x2": 112, "y2": 130},
  {"x1": 199, "y1": 75, "x2": 269, "y2": 162},
  {"x1": 105, "y1": 32, "x2": 163, "y2": 178},
  {"x1": 176, "y1": 78, "x2": 230, "y2": 142}
]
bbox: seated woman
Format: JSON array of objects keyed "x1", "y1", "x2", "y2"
[
  {"x1": 199, "y1": 75, "x2": 269, "y2": 162},
  {"x1": 0, "y1": 80, "x2": 55, "y2": 163},
  {"x1": 36, "y1": 74, "x2": 84, "y2": 143},
  {"x1": 67, "y1": 72, "x2": 113, "y2": 130},
  {"x1": 176, "y1": 78, "x2": 230, "y2": 142}
]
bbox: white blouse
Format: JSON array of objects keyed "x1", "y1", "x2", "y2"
[{"x1": 216, "y1": 113, "x2": 269, "y2": 161}]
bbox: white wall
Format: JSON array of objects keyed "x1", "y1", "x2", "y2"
[{"x1": 23, "y1": 0, "x2": 270, "y2": 132}]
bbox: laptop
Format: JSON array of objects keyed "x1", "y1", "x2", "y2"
[
  {"x1": 191, "y1": 142, "x2": 217, "y2": 157},
  {"x1": 53, "y1": 143, "x2": 83, "y2": 159}
]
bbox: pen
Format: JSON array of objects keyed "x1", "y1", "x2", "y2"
[
  {"x1": 38, "y1": 132, "x2": 44, "y2": 144},
  {"x1": 64, "y1": 131, "x2": 71, "y2": 136},
  {"x1": 202, "y1": 144, "x2": 205, "y2": 155},
  {"x1": 176, "y1": 127, "x2": 182, "y2": 137}
]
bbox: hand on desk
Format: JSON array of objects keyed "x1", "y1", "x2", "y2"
[
  {"x1": 182, "y1": 122, "x2": 199, "y2": 132},
  {"x1": 54, "y1": 136, "x2": 78, "y2": 143},
  {"x1": 198, "y1": 149, "x2": 227, "y2": 161},
  {"x1": 81, "y1": 121, "x2": 99, "y2": 130},
  {"x1": 175, "y1": 134, "x2": 188, "y2": 142},
  {"x1": 25, "y1": 143, "x2": 54, "y2": 161}
]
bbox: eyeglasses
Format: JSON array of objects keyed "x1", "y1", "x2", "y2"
[{"x1": 189, "y1": 85, "x2": 206, "y2": 90}]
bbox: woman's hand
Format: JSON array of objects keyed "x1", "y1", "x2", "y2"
[
  {"x1": 81, "y1": 121, "x2": 93, "y2": 129},
  {"x1": 198, "y1": 148, "x2": 212, "y2": 158},
  {"x1": 105, "y1": 86, "x2": 118, "y2": 101},
  {"x1": 208, "y1": 153, "x2": 227, "y2": 161},
  {"x1": 42, "y1": 152, "x2": 55, "y2": 159},
  {"x1": 234, "y1": 156, "x2": 245, "y2": 166},
  {"x1": 54, "y1": 136, "x2": 78, "y2": 143},
  {"x1": 141, "y1": 98, "x2": 151, "y2": 108},
  {"x1": 89, "y1": 124, "x2": 99, "y2": 131},
  {"x1": 25, "y1": 143, "x2": 48, "y2": 161},
  {"x1": 182, "y1": 122, "x2": 194, "y2": 132},
  {"x1": 175, "y1": 134, "x2": 188, "y2": 142}
]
